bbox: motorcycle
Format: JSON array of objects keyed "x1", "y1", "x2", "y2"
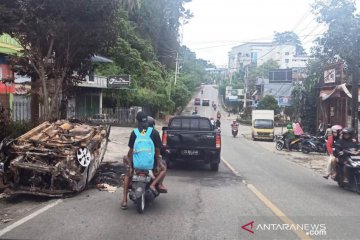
[
  {"x1": 302, "y1": 136, "x2": 327, "y2": 154},
  {"x1": 128, "y1": 169, "x2": 160, "y2": 213},
  {"x1": 275, "y1": 135, "x2": 303, "y2": 151},
  {"x1": 275, "y1": 135, "x2": 285, "y2": 150},
  {"x1": 232, "y1": 128, "x2": 238, "y2": 138},
  {"x1": 333, "y1": 148, "x2": 360, "y2": 193}
]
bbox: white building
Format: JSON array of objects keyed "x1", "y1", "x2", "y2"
[{"x1": 228, "y1": 42, "x2": 309, "y2": 75}]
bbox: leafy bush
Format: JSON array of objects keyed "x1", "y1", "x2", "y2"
[{"x1": 0, "y1": 121, "x2": 33, "y2": 141}]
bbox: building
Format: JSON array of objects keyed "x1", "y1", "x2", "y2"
[
  {"x1": 253, "y1": 68, "x2": 305, "y2": 108},
  {"x1": 317, "y1": 62, "x2": 354, "y2": 128},
  {"x1": 0, "y1": 34, "x2": 22, "y2": 117},
  {"x1": 228, "y1": 42, "x2": 310, "y2": 76}
]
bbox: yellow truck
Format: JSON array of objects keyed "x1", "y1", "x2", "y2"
[{"x1": 251, "y1": 110, "x2": 275, "y2": 141}]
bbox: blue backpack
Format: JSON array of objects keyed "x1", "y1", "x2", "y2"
[{"x1": 132, "y1": 127, "x2": 155, "y2": 170}]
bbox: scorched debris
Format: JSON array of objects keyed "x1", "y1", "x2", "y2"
[{"x1": 0, "y1": 120, "x2": 109, "y2": 197}]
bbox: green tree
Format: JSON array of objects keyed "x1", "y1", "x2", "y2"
[
  {"x1": 0, "y1": 0, "x2": 119, "y2": 120},
  {"x1": 247, "y1": 59, "x2": 280, "y2": 92},
  {"x1": 313, "y1": 0, "x2": 360, "y2": 68},
  {"x1": 131, "y1": 0, "x2": 192, "y2": 68},
  {"x1": 257, "y1": 95, "x2": 279, "y2": 113},
  {"x1": 274, "y1": 31, "x2": 305, "y2": 55}
]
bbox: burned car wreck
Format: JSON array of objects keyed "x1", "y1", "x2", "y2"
[{"x1": 0, "y1": 120, "x2": 109, "y2": 197}]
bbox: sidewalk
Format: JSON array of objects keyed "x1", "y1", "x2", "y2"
[{"x1": 103, "y1": 126, "x2": 133, "y2": 163}]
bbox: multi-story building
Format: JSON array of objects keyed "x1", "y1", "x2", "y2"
[{"x1": 228, "y1": 42, "x2": 309, "y2": 76}]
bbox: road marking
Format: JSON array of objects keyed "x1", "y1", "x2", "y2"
[
  {"x1": 0, "y1": 199, "x2": 62, "y2": 237},
  {"x1": 221, "y1": 157, "x2": 311, "y2": 240},
  {"x1": 221, "y1": 157, "x2": 241, "y2": 177}
]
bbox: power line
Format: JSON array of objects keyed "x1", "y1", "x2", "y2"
[
  {"x1": 291, "y1": 6, "x2": 313, "y2": 32},
  {"x1": 192, "y1": 33, "x2": 323, "y2": 51}
]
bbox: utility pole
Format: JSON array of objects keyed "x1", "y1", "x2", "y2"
[
  {"x1": 168, "y1": 51, "x2": 179, "y2": 100},
  {"x1": 174, "y1": 51, "x2": 179, "y2": 86},
  {"x1": 243, "y1": 65, "x2": 248, "y2": 108},
  {"x1": 351, "y1": 64, "x2": 359, "y2": 141}
]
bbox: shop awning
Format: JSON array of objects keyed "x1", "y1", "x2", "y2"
[{"x1": 320, "y1": 83, "x2": 355, "y2": 101}]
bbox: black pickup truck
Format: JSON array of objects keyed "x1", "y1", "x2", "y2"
[{"x1": 161, "y1": 116, "x2": 221, "y2": 171}]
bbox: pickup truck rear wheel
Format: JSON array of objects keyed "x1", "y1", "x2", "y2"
[{"x1": 210, "y1": 163, "x2": 219, "y2": 171}]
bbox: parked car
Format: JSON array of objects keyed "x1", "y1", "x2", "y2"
[
  {"x1": 202, "y1": 99, "x2": 210, "y2": 106},
  {"x1": 194, "y1": 98, "x2": 201, "y2": 105},
  {"x1": 161, "y1": 116, "x2": 221, "y2": 171}
]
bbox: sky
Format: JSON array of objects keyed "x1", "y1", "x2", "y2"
[{"x1": 181, "y1": 0, "x2": 328, "y2": 67}]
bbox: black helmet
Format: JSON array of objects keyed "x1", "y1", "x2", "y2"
[
  {"x1": 342, "y1": 128, "x2": 355, "y2": 139},
  {"x1": 147, "y1": 116, "x2": 155, "y2": 128},
  {"x1": 136, "y1": 111, "x2": 148, "y2": 123}
]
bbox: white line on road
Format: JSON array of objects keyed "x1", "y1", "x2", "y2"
[
  {"x1": 221, "y1": 157, "x2": 311, "y2": 240},
  {"x1": 221, "y1": 157, "x2": 241, "y2": 177},
  {"x1": 0, "y1": 199, "x2": 62, "y2": 237}
]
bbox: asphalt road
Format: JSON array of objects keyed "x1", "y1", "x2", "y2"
[{"x1": 1, "y1": 85, "x2": 360, "y2": 240}]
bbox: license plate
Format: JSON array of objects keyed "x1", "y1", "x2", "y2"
[
  {"x1": 132, "y1": 175, "x2": 148, "y2": 182},
  {"x1": 181, "y1": 150, "x2": 199, "y2": 155}
]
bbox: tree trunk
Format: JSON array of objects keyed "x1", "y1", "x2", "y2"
[{"x1": 30, "y1": 77, "x2": 39, "y2": 124}]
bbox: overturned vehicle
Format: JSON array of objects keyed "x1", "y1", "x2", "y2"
[{"x1": 0, "y1": 120, "x2": 109, "y2": 197}]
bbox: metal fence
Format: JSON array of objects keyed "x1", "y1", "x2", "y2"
[
  {"x1": 12, "y1": 101, "x2": 31, "y2": 122},
  {"x1": 3, "y1": 101, "x2": 147, "y2": 126},
  {"x1": 101, "y1": 107, "x2": 143, "y2": 125}
]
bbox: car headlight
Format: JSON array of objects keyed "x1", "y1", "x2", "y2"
[{"x1": 0, "y1": 162, "x2": 4, "y2": 173}]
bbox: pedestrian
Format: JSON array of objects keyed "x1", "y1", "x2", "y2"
[
  {"x1": 324, "y1": 124, "x2": 332, "y2": 139},
  {"x1": 293, "y1": 121, "x2": 304, "y2": 136},
  {"x1": 317, "y1": 120, "x2": 325, "y2": 136}
]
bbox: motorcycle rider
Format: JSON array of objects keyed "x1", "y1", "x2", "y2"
[
  {"x1": 121, "y1": 112, "x2": 167, "y2": 210},
  {"x1": 231, "y1": 120, "x2": 238, "y2": 133},
  {"x1": 210, "y1": 117, "x2": 215, "y2": 127},
  {"x1": 217, "y1": 111, "x2": 221, "y2": 120},
  {"x1": 335, "y1": 128, "x2": 358, "y2": 183},
  {"x1": 215, "y1": 119, "x2": 221, "y2": 128},
  {"x1": 323, "y1": 125, "x2": 342, "y2": 179},
  {"x1": 283, "y1": 124, "x2": 295, "y2": 151}
]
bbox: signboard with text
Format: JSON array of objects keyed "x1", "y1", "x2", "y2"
[
  {"x1": 107, "y1": 75, "x2": 131, "y2": 89},
  {"x1": 278, "y1": 96, "x2": 292, "y2": 106},
  {"x1": 323, "y1": 62, "x2": 343, "y2": 85},
  {"x1": 324, "y1": 68, "x2": 336, "y2": 84}
]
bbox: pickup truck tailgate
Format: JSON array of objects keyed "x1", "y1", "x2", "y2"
[{"x1": 167, "y1": 131, "x2": 216, "y2": 149}]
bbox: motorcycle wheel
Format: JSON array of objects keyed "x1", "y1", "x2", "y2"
[
  {"x1": 301, "y1": 145, "x2": 310, "y2": 154},
  {"x1": 136, "y1": 193, "x2": 145, "y2": 214},
  {"x1": 276, "y1": 141, "x2": 284, "y2": 151}
]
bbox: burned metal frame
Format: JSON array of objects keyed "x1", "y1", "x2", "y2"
[{"x1": 0, "y1": 120, "x2": 109, "y2": 197}]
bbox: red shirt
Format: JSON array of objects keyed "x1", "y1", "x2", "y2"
[{"x1": 326, "y1": 135, "x2": 334, "y2": 155}]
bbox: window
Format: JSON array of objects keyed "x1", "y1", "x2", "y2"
[
  {"x1": 190, "y1": 119, "x2": 199, "y2": 129},
  {"x1": 285, "y1": 52, "x2": 290, "y2": 55},
  {"x1": 199, "y1": 119, "x2": 212, "y2": 130},
  {"x1": 254, "y1": 119, "x2": 273, "y2": 129},
  {"x1": 181, "y1": 118, "x2": 190, "y2": 129},
  {"x1": 285, "y1": 59, "x2": 289, "y2": 63},
  {"x1": 251, "y1": 52, "x2": 258, "y2": 63},
  {"x1": 170, "y1": 119, "x2": 181, "y2": 129}
]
